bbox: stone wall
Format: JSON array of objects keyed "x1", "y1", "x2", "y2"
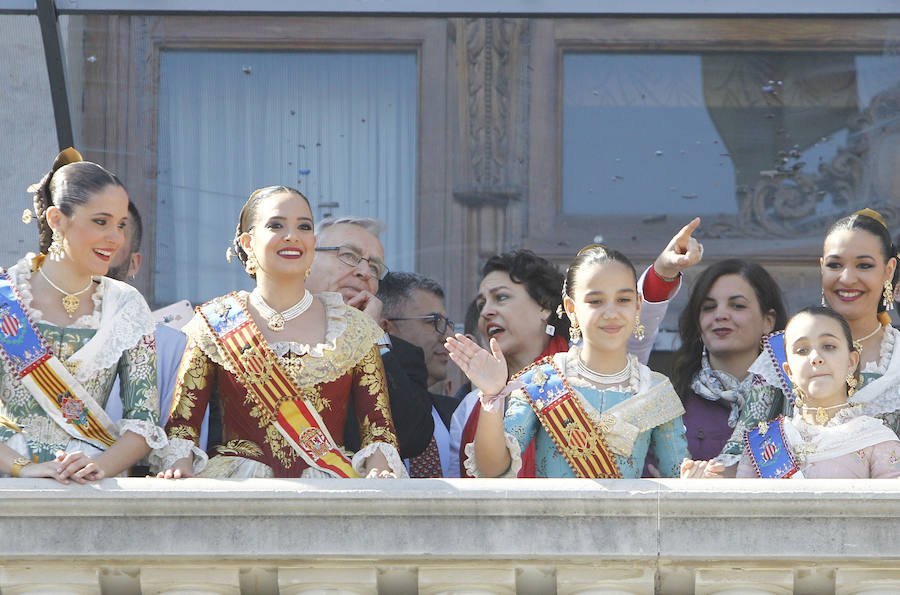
[{"x1": 2, "y1": 478, "x2": 900, "y2": 594}]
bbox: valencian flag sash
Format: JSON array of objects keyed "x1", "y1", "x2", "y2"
[
  {"x1": 744, "y1": 415, "x2": 800, "y2": 478},
  {"x1": 515, "y1": 358, "x2": 621, "y2": 478},
  {"x1": 199, "y1": 293, "x2": 359, "y2": 478},
  {"x1": 760, "y1": 331, "x2": 795, "y2": 404},
  {"x1": 0, "y1": 271, "x2": 118, "y2": 450}
]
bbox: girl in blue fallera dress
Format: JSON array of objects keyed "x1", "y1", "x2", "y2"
[{"x1": 446, "y1": 245, "x2": 688, "y2": 478}]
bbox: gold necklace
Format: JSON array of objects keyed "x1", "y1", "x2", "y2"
[
  {"x1": 797, "y1": 401, "x2": 849, "y2": 425},
  {"x1": 38, "y1": 268, "x2": 94, "y2": 318}
]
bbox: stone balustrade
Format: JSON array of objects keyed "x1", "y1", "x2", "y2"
[{"x1": 2, "y1": 478, "x2": 900, "y2": 594}]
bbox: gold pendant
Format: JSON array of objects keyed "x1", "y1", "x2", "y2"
[
  {"x1": 61, "y1": 294, "x2": 79, "y2": 317},
  {"x1": 267, "y1": 313, "x2": 285, "y2": 331},
  {"x1": 815, "y1": 407, "x2": 829, "y2": 425}
]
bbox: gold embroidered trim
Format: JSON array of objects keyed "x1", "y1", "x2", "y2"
[{"x1": 183, "y1": 292, "x2": 383, "y2": 389}]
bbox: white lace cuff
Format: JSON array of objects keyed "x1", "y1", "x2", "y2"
[
  {"x1": 463, "y1": 432, "x2": 522, "y2": 478},
  {"x1": 351, "y1": 441, "x2": 408, "y2": 478},
  {"x1": 480, "y1": 380, "x2": 524, "y2": 414},
  {"x1": 118, "y1": 419, "x2": 168, "y2": 450},
  {"x1": 149, "y1": 437, "x2": 208, "y2": 474}
]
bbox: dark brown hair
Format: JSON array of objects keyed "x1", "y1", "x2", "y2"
[
  {"x1": 671, "y1": 259, "x2": 787, "y2": 400},
  {"x1": 30, "y1": 151, "x2": 125, "y2": 254}
]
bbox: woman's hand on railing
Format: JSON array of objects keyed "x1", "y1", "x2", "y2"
[
  {"x1": 680, "y1": 458, "x2": 725, "y2": 478},
  {"x1": 155, "y1": 456, "x2": 195, "y2": 479}
]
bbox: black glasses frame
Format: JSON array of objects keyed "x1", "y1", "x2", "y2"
[{"x1": 387, "y1": 313, "x2": 455, "y2": 335}]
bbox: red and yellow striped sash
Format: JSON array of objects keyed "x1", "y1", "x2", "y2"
[{"x1": 200, "y1": 294, "x2": 358, "y2": 477}]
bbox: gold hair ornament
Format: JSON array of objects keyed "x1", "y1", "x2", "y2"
[{"x1": 853, "y1": 207, "x2": 887, "y2": 229}]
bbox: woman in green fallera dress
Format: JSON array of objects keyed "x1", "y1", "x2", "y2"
[{"x1": 0, "y1": 149, "x2": 164, "y2": 483}]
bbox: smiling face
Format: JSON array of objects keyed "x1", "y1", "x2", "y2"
[
  {"x1": 821, "y1": 228, "x2": 896, "y2": 324},
  {"x1": 564, "y1": 259, "x2": 639, "y2": 354},
  {"x1": 476, "y1": 270, "x2": 549, "y2": 364},
  {"x1": 240, "y1": 192, "x2": 315, "y2": 280},
  {"x1": 783, "y1": 312, "x2": 859, "y2": 404},
  {"x1": 307, "y1": 222, "x2": 385, "y2": 301},
  {"x1": 698, "y1": 273, "x2": 775, "y2": 362},
  {"x1": 48, "y1": 184, "x2": 129, "y2": 277}
]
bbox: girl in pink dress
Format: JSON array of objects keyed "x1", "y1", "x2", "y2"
[{"x1": 733, "y1": 307, "x2": 900, "y2": 479}]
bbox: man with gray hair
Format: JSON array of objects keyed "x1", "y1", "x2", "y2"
[{"x1": 306, "y1": 215, "x2": 433, "y2": 459}]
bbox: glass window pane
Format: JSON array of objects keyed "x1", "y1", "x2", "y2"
[
  {"x1": 562, "y1": 51, "x2": 900, "y2": 223},
  {"x1": 0, "y1": 15, "x2": 59, "y2": 268},
  {"x1": 154, "y1": 50, "x2": 417, "y2": 306}
]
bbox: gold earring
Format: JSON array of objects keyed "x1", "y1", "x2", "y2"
[
  {"x1": 883, "y1": 280, "x2": 894, "y2": 311},
  {"x1": 792, "y1": 383, "x2": 805, "y2": 408},
  {"x1": 846, "y1": 372, "x2": 858, "y2": 397},
  {"x1": 821, "y1": 288, "x2": 827, "y2": 308},
  {"x1": 245, "y1": 250, "x2": 258, "y2": 275},
  {"x1": 632, "y1": 311, "x2": 645, "y2": 341},
  {"x1": 47, "y1": 229, "x2": 65, "y2": 261},
  {"x1": 569, "y1": 317, "x2": 581, "y2": 342},
  {"x1": 304, "y1": 269, "x2": 310, "y2": 280}
]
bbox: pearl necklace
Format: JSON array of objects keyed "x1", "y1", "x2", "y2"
[
  {"x1": 250, "y1": 289, "x2": 314, "y2": 332},
  {"x1": 576, "y1": 355, "x2": 640, "y2": 394},
  {"x1": 852, "y1": 322, "x2": 883, "y2": 353},
  {"x1": 39, "y1": 267, "x2": 94, "y2": 318},
  {"x1": 577, "y1": 358, "x2": 630, "y2": 384}
]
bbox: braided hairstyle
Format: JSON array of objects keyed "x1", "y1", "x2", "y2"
[
  {"x1": 230, "y1": 185, "x2": 311, "y2": 279},
  {"x1": 29, "y1": 148, "x2": 124, "y2": 254}
]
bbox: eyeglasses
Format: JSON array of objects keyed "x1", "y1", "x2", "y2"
[
  {"x1": 387, "y1": 313, "x2": 455, "y2": 335},
  {"x1": 315, "y1": 246, "x2": 389, "y2": 280}
]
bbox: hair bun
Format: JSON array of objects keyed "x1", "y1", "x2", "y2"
[
  {"x1": 26, "y1": 147, "x2": 84, "y2": 194},
  {"x1": 53, "y1": 147, "x2": 83, "y2": 171}
]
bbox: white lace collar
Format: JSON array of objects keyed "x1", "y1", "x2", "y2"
[
  {"x1": 785, "y1": 406, "x2": 899, "y2": 465},
  {"x1": 262, "y1": 291, "x2": 350, "y2": 359},
  {"x1": 8, "y1": 255, "x2": 156, "y2": 381}
]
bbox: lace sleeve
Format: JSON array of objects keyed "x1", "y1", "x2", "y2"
[{"x1": 351, "y1": 441, "x2": 409, "y2": 478}]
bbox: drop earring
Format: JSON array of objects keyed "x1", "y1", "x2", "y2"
[
  {"x1": 47, "y1": 229, "x2": 65, "y2": 261},
  {"x1": 632, "y1": 311, "x2": 645, "y2": 341},
  {"x1": 245, "y1": 250, "x2": 258, "y2": 275}
]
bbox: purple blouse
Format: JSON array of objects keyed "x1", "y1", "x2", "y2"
[{"x1": 682, "y1": 390, "x2": 733, "y2": 460}]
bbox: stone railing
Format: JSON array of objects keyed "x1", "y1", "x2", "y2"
[{"x1": 2, "y1": 478, "x2": 900, "y2": 594}]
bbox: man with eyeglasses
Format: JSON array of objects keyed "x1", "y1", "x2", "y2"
[
  {"x1": 306, "y1": 216, "x2": 434, "y2": 460},
  {"x1": 378, "y1": 272, "x2": 461, "y2": 478},
  {"x1": 380, "y1": 273, "x2": 455, "y2": 395}
]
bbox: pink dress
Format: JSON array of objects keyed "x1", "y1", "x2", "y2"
[{"x1": 736, "y1": 409, "x2": 900, "y2": 479}]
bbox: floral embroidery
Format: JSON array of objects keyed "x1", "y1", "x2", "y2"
[
  {"x1": 265, "y1": 423, "x2": 300, "y2": 469},
  {"x1": 216, "y1": 439, "x2": 264, "y2": 457},
  {"x1": 171, "y1": 346, "x2": 210, "y2": 421},
  {"x1": 360, "y1": 414, "x2": 394, "y2": 448},
  {"x1": 169, "y1": 425, "x2": 198, "y2": 442}
]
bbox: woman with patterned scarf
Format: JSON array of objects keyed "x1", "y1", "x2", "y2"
[{"x1": 670, "y1": 260, "x2": 786, "y2": 464}]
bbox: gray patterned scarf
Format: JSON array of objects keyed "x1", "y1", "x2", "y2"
[{"x1": 690, "y1": 350, "x2": 754, "y2": 428}]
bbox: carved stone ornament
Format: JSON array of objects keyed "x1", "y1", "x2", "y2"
[
  {"x1": 698, "y1": 84, "x2": 900, "y2": 239},
  {"x1": 452, "y1": 18, "x2": 529, "y2": 207}
]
